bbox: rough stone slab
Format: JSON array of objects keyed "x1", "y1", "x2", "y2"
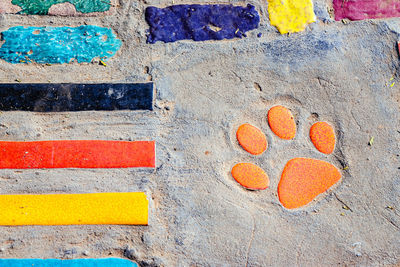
[
  {"x1": 0, "y1": 26, "x2": 121, "y2": 64},
  {"x1": 333, "y1": 0, "x2": 400, "y2": 21},
  {"x1": 0, "y1": 0, "x2": 117, "y2": 15},
  {"x1": 0, "y1": 83, "x2": 153, "y2": 111},
  {"x1": 0, "y1": 140, "x2": 155, "y2": 169},
  {"x1": 145, "y1": 4, "x2": 259, "y2": 43},
  {"x1": 0, "y1": 193, "x2": 148, "y2": 225},
  {"x1": 0, "y1": 258, "x2": 138, "y2": 267}
]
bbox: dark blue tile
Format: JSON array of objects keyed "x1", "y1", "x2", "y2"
[{"x1": 145, "y1": 4, "x2": 260, "y2": 43}]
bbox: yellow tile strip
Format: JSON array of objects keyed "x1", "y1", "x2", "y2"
[
  {"x1": 0, "y1": 192, "x2": 148, "y2": 225},
  {"x1": 267, "y1": 0, "x2": 316, "y2": 34}
]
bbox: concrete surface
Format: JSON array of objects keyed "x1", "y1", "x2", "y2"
[{"x1": 0, "y1": 0, "x2": 399, "y2": 266}]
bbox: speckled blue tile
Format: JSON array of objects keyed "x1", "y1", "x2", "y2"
[
  {"x1": 0, "y1": 258, "x2": 138, "y2": 267},
  {"x1": 145, "y1": 4, "x2": 260, "y2": 43}
]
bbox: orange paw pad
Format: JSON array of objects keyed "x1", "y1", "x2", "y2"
[
  {"x1": 278, "y1": 158, "x2": 341, "y2": 209},
  {"x1": 310, "y1": 122, "x2": 335, "y2": 154},
  {"x1": 236, "y1": 123, "x2": 267, "y2": 155},
  {"x1": 231, "y1": 163, "x2": 269, "y2": 190},
  {"x1": 268, "y1": 105, "x2": 296, "y2": 140}
]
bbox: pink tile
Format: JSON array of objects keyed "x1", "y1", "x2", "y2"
[{"x1": 333, "y1": 0, "x2": 400, "y2": 21}]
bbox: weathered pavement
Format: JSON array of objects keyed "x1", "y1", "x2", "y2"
[{"x1": 0, "y1": 0, "x2": 399, "y2": 266}]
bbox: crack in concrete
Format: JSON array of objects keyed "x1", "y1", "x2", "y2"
[
  {"x1": 380, "y1": 214, "x2": 400, "y2": 230},
  {"x1": 334, "y1": 193, "x2": 353, "y2": 212},
  {"x1": 350, "y1": 109, "x2": 363, "y2": 131},
  {"x1": 245, "y1": 213, "x2": 255, "y2": 267}
]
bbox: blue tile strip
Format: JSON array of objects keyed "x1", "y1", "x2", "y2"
[
  {"x1": 145, "y1": 4, "x2": 260, "y2": 43},
  {"x1": 0, "y1": 258, "x2": 137, "y2": 267},
  {"x1": 0, "y1": 26, "x2": 122, "y2": 64}
]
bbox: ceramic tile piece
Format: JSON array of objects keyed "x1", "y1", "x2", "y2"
[
  {"x1": 333, "y1": 0, "x2": 400, "y2": 21},
  {"x1": 278, "y1": 158, "x2": 341, "y2": 209},
  {"x1": 267, "y1": 0, "x2": 316, "y2": 34},
  {"x1": 236, "y1": 123, "x2": 267, "y2": 155},
  {"x1": 231, "y1": 163, "x2": 269, "y2": 190},
  {"x1": 0, "y1": 140, "x2": 155, "y2": 169},
  {"x1": 0, "y1": 0, "x2": 116, "y2": 15},
  {"x1": 268, "y1": 105, "x2": 296, "y2": 140},
  {"x1": 0, "y1": 258, "x2": 137, "y2": 267},
  {"x1": 0, "y1": 83, "x2": 153, "y2": 111},
  {"x1": 0, "y1": 26, "x2": 121, "y2": 64},
  {"x1": 0, "y1": 193, "x2": 148, "y2": 225},
  {"x1": 145, "y1": 4, "x2": 260, "y2": 43},
  {"x1": 398, "y1": 41, "x2": 400, "y2": 55},
  {"x1": 310, "y1": 121, "x2": 336, "y2": 154}
]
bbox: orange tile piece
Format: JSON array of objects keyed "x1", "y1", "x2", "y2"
[
  {"x1": 310, "y1": 122, "x2": 335, "y2": 154},
  {"x1": 0, "y1": 140, "x2": 155, "y2": 169},
  {"x1": 236, "y1": 123, "x2": 267, "y2": 155},
  {"x1": 268, "y1": 105, "x2": 296, "y2": 140},
  {"x1": 231, "y1": 163, "x2": 269, "y2": 190},
  {"x1": 278, "y1": 158, "x2": 341, "y2": 209}
]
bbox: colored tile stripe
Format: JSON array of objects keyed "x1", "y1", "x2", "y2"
[
  {"x1": 0, "y1": 0, "x2": 114, "y2": 15},
  {"x1": 398, "y1": 41, "x2": 400, "y2": 56},
  {"x1": 0, "y1": 141, "x2": 155, "y2": 169},
  {"x1": 0, "y1": 83, "x2": 153, "y2": 112},
  {"x1": 0, "y1": 258, "x2": 138, "y2": 267},
  {"x1": 333, "y1": 0, "x2": 400, "y2": 21},
  {"x1": 0, "y1": 26, "x2": 121, "y2": 64},
  {"x1": 267, "y1": 0, "x2": 316, "y2": 34},
  {"x1": 0, "y1": 192, "x2": 148, "y2": 225},
  {"x1": 145, "y1": 4, "x2": 259, "y2": 43}
]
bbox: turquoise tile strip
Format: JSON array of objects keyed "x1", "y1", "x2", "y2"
[
  {"x1": 0, "y1": 258, "x2": 138, "y2": 267},
  {"x1": 0, "y1": 26, "x2": 122, "y2": 64},
  {"x1": 11, "y1": 0, "x2": 111, "y2": 15}
]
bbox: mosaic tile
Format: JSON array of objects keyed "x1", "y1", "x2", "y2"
[
  {"x1": 145, "y1": 4, "x2": 259, "y2": 43},
  {"x1": 0, "y1": 26, "x2": 121, "y2": 64},
  {"x1": 0, "y1": 141, "x2": 155, "y2": 169},
  {"x1": 0, "y1": 83, "x2": 153, "y2": 111},
  {"x1": 0, "y1": 193, "x2": 148, "y2": 225}
]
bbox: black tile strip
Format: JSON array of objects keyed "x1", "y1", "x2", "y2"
[{"x1": 0, "y1": 83, "x2": 153, "y2": 111}]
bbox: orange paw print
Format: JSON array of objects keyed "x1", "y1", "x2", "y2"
[{"x1": 231, "y1": 105, "x2": 341, "y2": 210}]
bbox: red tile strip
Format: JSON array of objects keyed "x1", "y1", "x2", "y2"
[{"x1": 0, "y1": 140, "x2": 155, "y2": 169}]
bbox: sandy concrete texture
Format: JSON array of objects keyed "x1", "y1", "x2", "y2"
[{"x1": 0, "y1": 0, "x2": 399, "y2": 266}]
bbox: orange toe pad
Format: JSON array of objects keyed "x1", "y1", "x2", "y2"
[
  {"x1": 268, "y1": 105, "x2": 296, "y2": 140},
  {"x1": 236, "y1": 123, "x2": 267, "y2": 155},
  {"x1": 231, "y1": 163, "x2": 269, "y2": 190},
  {"x1": 310, "y1": 122, "x2": 335, "y2": 154},
  {"x1": 278, "y1": 158, "x2": 341, "y2": 209}
]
